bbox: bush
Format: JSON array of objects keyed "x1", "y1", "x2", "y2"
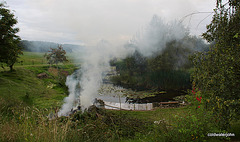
[
  {"x1": 68, "y1": 106, "x2": 152, "y2": 141},
  {"x1": 191, "y1": 0, "x2": 240, "y2": 130},
  {"x1": 165, "y1": 109, "x2": 229, "y2": 142},
  {"x1": 166, "y1": 88, "x2": 231, "y2": 142}
]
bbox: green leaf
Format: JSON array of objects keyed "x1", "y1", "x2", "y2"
[{"x1": 233, "y1": 33, "x2": 239, "y2": 38}]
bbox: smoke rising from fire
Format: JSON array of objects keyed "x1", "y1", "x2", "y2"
[
  {"x1": 58, "y1": 15, "x2": 194, "y2": 116},
  {"x1": 58, "y1": 40, "x2": 133, "y2": 116}
]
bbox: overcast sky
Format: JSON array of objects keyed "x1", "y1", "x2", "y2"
[{"x1": 2, "y1": 0, "x2": 216, "y2": 45}]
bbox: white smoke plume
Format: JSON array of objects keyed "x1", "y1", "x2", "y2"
[
  {"x1": 130, "y1": 15, "x2": 189, "y2": 57},
  {"x1": 58, "y1": 15, "x2": 190, "y2": 116},
  {"x1": 58, "y1": 73, "x2": 80, "y2": 116},
  {"x1": 58, "y1": 40, "x2": 131, "y2": 116}
]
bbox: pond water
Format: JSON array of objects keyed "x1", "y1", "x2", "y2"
[
  {"x1": 97, "y1": 83, "x2": 128, "y2": 103},
  {"x1": 96, "y1": 82, "x2": 154, "y2": 110}
]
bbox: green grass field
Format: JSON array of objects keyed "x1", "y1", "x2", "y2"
[
  {"x1": 0, "y1": 52, "x2": 79, "y2": 109},
  {"x1": 0, "y1": 67, "x2": 66, "y2": 109},
  {"x1": 16, "y1": 52, "x2": 48, "y2": 66},
  {"x1": 8, "y1": 51, "x2": 82, "y2": 68}
]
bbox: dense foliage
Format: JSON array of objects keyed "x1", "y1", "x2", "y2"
[
  {"x1": 0, "y1": 2, "x2": 22, "y2": 71},
  {"x1": 111, "y1": 36, "x2": 208, "y2": 94},
  {"x1": 191, "y1": 0, "x2": 240, "y2": 129}
]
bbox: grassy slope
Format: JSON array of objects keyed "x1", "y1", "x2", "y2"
[
  {"x1": 0, "y1": 52, "x2": 78, "y2": 109},
  {"x1": 0, "y1": 68, "x2": 66, "y2": 109}
]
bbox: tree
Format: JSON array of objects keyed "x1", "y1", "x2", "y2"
[
  {"x1": 0, "y1": 2, "x2": 22, "y2": 71},
  {"x1": 191, "y1": 0, "x2": 240, "y2": 129},
  {"x1": 44, "y1": 45, "x2": 68, "y2": 68},
  {"x1": 148, "y1": 39, "x2": 194, "y2": 72}
]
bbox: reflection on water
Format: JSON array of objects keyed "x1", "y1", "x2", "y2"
[
  {"x1": 97, "y1": 67, "x2": 129, "y2": 103},
  {"x1": 96, "y1": 84, "x2": 153, "y2": 110},
  {"x1": 97, "y1": 84, "x2": 127, "y2": 103}
]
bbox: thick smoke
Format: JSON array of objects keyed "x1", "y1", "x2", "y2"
[
  {"x1": 130, "y1": 15, "x2": 189, "y2": 57},
  {"x1": 58, "y1": 15, "x2": 193, "y2": 116},
  {"x1": 58, "y1": 40, "x2": 131, "y2": 116},
  {"x1": 58, "y1": 72, "x2": 80, "y2": 116}
]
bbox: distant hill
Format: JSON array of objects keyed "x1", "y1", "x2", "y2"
[{"x1": 19, "y1": 40, "x2": 85, "y2": 53}]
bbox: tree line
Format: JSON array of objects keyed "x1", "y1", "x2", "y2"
[
  {"x1": 110, "y1": 35, "x2": 209, "y2": 93},
  {"x1": 19, "y1": 40, "x2": 84, "y2": 53}
]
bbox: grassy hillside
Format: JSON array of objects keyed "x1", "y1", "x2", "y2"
[
  {"x1": 0, "y1": 68, "x2": 66, "y2": 109},
  {"x1": 0, "y1": 52, "x2": 78, "y2": 109}
]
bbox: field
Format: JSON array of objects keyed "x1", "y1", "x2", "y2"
[
  {"x1": 15, "y1": 52, "x2": 48, "y2": 66},
  {"x1": 0, "y1": 52, "x2": 239, "y2": 142},
  {"x1": 11, "y1": 52, "x2": 82, "y2": 67},
  {"x1": 0, "y1": 52, "x2": 80, "y2": 109}
]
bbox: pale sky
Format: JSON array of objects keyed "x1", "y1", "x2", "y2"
[{"x1": 2, "y1": 0, "x2": 216, "y2": 45}]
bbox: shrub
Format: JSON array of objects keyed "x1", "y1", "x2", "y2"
[{"x1": 166, "y1": 88, "x2": 231, "y2": 142}]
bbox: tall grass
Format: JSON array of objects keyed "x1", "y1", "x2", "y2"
[
  {"x1": 1, "y1": 100, "x2": 236, "y2": 142},
  {"x1": 0, "y1": 102, "x2": 154, "y2": 142}
]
